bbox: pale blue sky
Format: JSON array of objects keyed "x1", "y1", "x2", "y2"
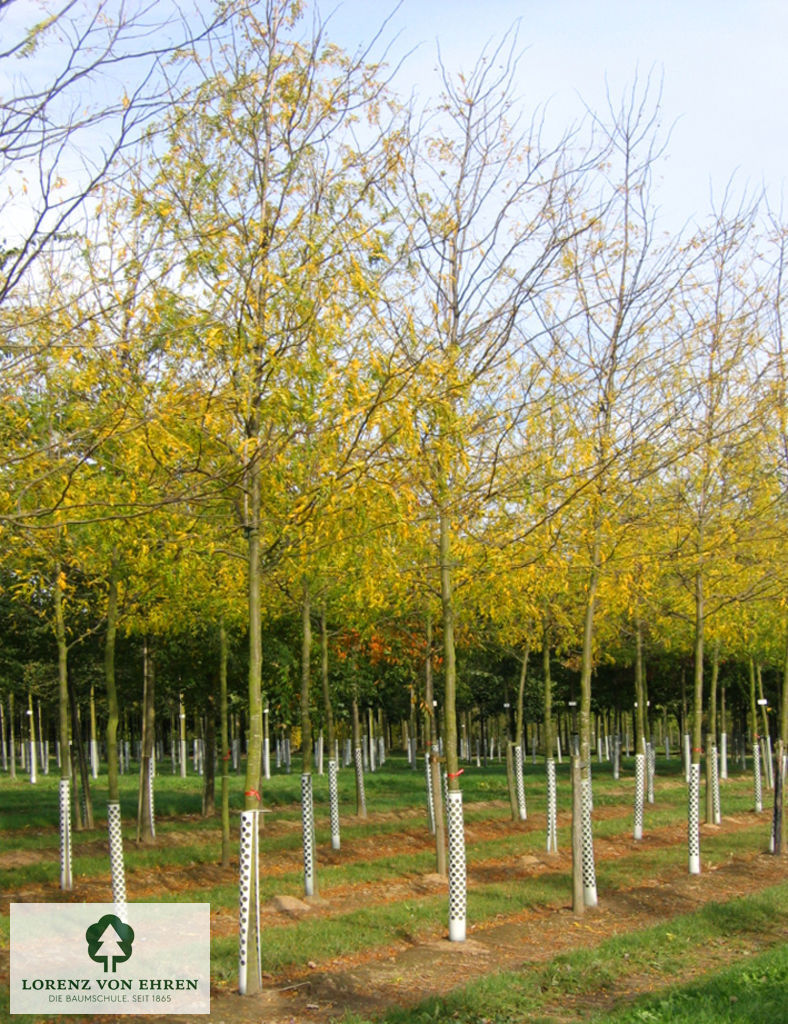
[{"x1": 324, "y1": 0, "x2": 788, "y2": 228}]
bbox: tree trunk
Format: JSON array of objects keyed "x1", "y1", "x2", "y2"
[
  {"x1": 220, "y1": 620, "x2": 231, "y2": 867},
  {"x1": 54, "y1": 563, "x2": 72, "y2": 888},
  {"x1": 425, "y1": 612, "x2": 447, "y2": 876},
  {"x1": 104, "y1": 565, "x2": 127, "y2": 916},
  {"x1": 577, "y1": 559, "x2": 599, "y2": 906},
  {"x1": 689, "y1": 567, "x2": 704, "y2": 874},
  {"x1": 440, "y1": 506, "x2": 466, "y2": 941},
  {"x1": 137, "y1": 638, "x2": 157, "y2": 841}
]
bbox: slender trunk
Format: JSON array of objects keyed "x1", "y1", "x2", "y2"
[
  {"x1": 137, "y1": 639, "x2": 157, "y2": 842},
  {"x1": 320, "y1": 608, "x2": 335, "y2": 753},
  {"x1": 577, "y1": 555, "x2": 599, "y2": 907},
  {"x1": 351, "y1": 691, "x2": 366, "y2": 817},
  {"x1": 706, "y1": 640, "x2": 719, "y2": 823},
  {"x1": 425, "y1": 612, "x2": 446, "y2": 876},
  {"x1": 239, "y1": 447, "x2": 263, "y2": 995},
  {"x1": 104, "y1": 565, "x2": 127, "y2": 916},
  {"x1": 68, "y1": 678, "x2": 93, "y2": 829},
  {"x1": 633, "y1": 618, "x2": 646, "y2": 841},
  {"x1": 688, "y1": 567, "x2": 704, "y2": 874},
  {"x1": 300, "y1": 579, "x2": 316, "y2": 897},
  {"x1": 440, "y1": 506, "x2": 466, "y2": 941},
  {"x1": 203, "y1": 693, "x2": 216, "y2": 817},
  {"x1": 220, "y1": 620, "x2": 231, "y2": 867},
  {"x1": 8, "y1": 691, "x2": 16, "y2": 780},
  {"x1": 54, "y1": 563, "x2": 72, "y2": 889}
]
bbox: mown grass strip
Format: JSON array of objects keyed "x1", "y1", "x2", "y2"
[{"x1": 336, "y1": 881, "x2": 788, "y2": 1024}]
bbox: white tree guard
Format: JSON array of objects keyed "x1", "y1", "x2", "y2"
[
  {"x1": 90, "y1": 739, "x2": 99, "y2": 779},
  {"x1": 344, "y1": 738, "x2": 351, "y2": 767},
  {"x1": 263, "y1": 736, "x2": 270, "y2": 780},
  {"x1": 613, "y1": 736, "x2": 620, "y2": 780},
  {"x1": 378, "y1": 736, "x2": 386, "y2": 766},
  {"x1": 43, "y1": 741, "x2": 49, "y2": 774},
  {"x1": 581, "y1": 776, "x2": 597, "y2": 906},
  {"x1": 148, "y1": 757, "x2": 156, "y2": 838},
  {"x1": 647, "y1": 743, "x2": 655, "y2": 804},
  {"x1": 59, "y1": 778, "x2": 73, "y2": 890},
  {"x1": 238, "y1": 809, "x2": 261, "y2": 995},
  {"x1": 328, "y1": 759, "x2": 341, "y2": 850},
  {"x1": 753, "y1": 738, "x2": 763, "y2": 812},
  {"x1": 683, "y1": 733, "x2": 691, "y2": 783},
  {"x1": 720, "y1": 732, "x2": 728, "y2": 779},
  {"x1": 665, "y1": 735, "x2": 670, "y2": 760},
  {"x1": 514, "y1": 744, "x2": 527, "y2": 820},
  {"x1": 301, "y1": 773, "x2": 316, "y2": 897},
  {"x1": 107, "y1": 802, "x2": 127, "y2": 921},
  {"x1": 687, "y1": 762, "x2": 701, "y2": 874},
  {"x1": 633, "y1": 752, "x2": 645, "y2": 840},
  {"x1": 597, "y1": 737, "x2": 603, "y2": 763},
  {"x1": 711, "y1": 745, "x2": 721, "y2": 825},
  {"x1": 425, "y1": 754, "x2": 435, "y2": 834},
  {"x1": 317, "y1": 734, "x2": 324, "y2": 775},
  {"x1": 354, "y1": 746, "x2": 366, "y2": 816},
  {"x1": 368, "y1": 732, "x2": 376, "y2": 772},
  {"x1": 179, "y1": 736, "x2": 187, "y2": 778},
  {"x1": 556, "y1": 734, "x2": 562, "y2": 764},
  {"x1": 28, "y1": 739, "x2": 37, "y2": 785},
  {"x1": 546, "y1": 758, "x2": 558, "y2": 853},
  {"x1": 446, "y1": 790, "x2": 466, "y2": 942}
]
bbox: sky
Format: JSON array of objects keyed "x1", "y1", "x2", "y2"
[{"x1": 322, "y1": 0, "x2": 788, "y2": 231}]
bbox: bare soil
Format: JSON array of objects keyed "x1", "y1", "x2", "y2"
[{"x1": 2, "y1": 803, "x2": 785, "y2": 1024}]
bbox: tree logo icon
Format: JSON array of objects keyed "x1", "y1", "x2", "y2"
[{"x1": 85, "y1": 915, "x2": 135, "y2": 972}]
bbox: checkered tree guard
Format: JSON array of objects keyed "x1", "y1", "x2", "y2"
[
  {"x1": 753, "y1": 739, "x2": 763, "y2": 813},
  {"x1": 59, "y1": 779, "x2": 72, "y2": 890},
  {"x1": 446, "y1": 790, "x2": 467, "y2": 941},
  {"x1": 238, "y1": 809, "x2": 261, "y2": 994},
  {"x1": 107, "y1": 802, "x2": 127, "y2": 920},
  {"x1": 546, "y1": 758, "x2": 558, "y2": 853},
  {"x1": 688, "y1": 762, "x2": 701, "y2": 874},
  {"x1": 581, "y1": 776, "x2": 597, "y2": 906},
  {"x1": 633, "y1": 752, "x2": 645, "y2": 840},
  {"x1": 711, "y1": 745, "x2": 721, "y2": 824},
  {"x1": 514, "y1": 744, "x2": 527, "y2": 820},
  {"x1": 148, "y1": 757, "x2": 156, "y2": 838},
  {"x1": 301, "y1": 773, "x2": 316, "y2": 897},
  {"x1": 328, "y1": 759, "x2": 341, "y2": 850}
]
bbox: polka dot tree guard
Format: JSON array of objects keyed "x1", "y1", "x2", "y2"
[
  {"x1": 546, "y1": 758, "x2": 558, "y2": 853},
  {"x1": 301, "y1": 773, "x2": 316, "y2": 897},
  {"x1": 238, "y1": 809, "x2": 261, "y2": 995},
  {"x1": 711, "y1": 745, "x2": 721, "y2": 825},
  {"x1": 753, "y1": 738, "x2": 763, "y2": 813},
  {"x1": 354, "y1": 747, "x2": 366, "y2": 816},
  {"x1": 425, "y1": 753, "x2": 435, "y2": 834},
  {"x1": 688, "y1": 762, "x2": 701, "y2": 874},
  {"x1": 107, "y1": 802, "x2": 127, "y2": 921},
  {"x1": 581, "y1": 776, "x2": 597, "y2": 906},
  {"x1": 633, "y1": 752, "x2": 645, "y2": 840},
  {"x1": 446, "y1": 790, "x2": 466, "y2": 942},
  {"x1": 148, "y1": 757, "x2": 156, "y2": 839},
  {"x1": 328, "y1": 759, "x2": 341, "y2": 851},
  {"x1": 514, "y1": 744, "x2": 527, "y2": 821},
  {"x1": 59, "y1": 778, "x2": 72, "y2": 890}
]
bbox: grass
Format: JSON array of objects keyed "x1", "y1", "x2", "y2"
[
  {"x1": 337, "y1": 883, "x2": 788, "y2": 1024},
  {"x1": 0, "y1": 752, "x2": 780, "y2": 1024}
]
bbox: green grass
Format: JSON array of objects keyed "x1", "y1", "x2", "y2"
[
  {"x1": 337, "y1": 883, "x2": 788, "y2": 1024},
  {"x1": 0, "y1": 753, "x2": 778, "y2": 1024}
]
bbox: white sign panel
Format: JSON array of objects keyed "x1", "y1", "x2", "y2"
[{"x1": 10, "y1": 903, "x2": 210, "y2": 1015}]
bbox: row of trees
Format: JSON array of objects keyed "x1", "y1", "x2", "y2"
[{"x1": 2, "y1": 0, "x2": 787, "y2": 992}]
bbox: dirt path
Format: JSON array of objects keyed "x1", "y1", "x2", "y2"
[{"x1": 2, "y1": 804, "x2": 784, "y2": 1024}]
